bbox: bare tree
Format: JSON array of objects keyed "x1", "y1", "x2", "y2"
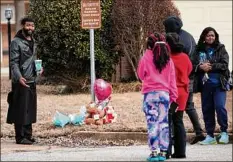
[{"x1": 111, "y1": 0, "x2": 180, "y2": 80}]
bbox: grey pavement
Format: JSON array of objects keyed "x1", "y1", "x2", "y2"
[{"x1": 1, "y1": 144, "x2": 232, "y2": 161}]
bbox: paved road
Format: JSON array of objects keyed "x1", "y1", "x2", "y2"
[{"x1": 1, "y1": 144, "x2": 232, "y2": 161}]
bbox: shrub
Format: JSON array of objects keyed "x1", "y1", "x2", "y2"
[{"x1": 28, "y1": 0, "x2": 120, "y2": 85}]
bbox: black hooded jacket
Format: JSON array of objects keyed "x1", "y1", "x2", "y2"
[
  {"x1": 163, "y1": 16, "x2": 196, "y2": 58},
  {"x1": 10, "y1": 30, "x2": 37, "y2": 83},
  {"x1": 163, "y1": 16, "x2": 197, "y2": 92},
  {"x1": 7, "y1": 30, "x2": 38, "y2": 125}
]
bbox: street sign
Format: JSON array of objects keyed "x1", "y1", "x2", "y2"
[{"x1": 81, "y1": 0, "x2": 101, "y2": 29}]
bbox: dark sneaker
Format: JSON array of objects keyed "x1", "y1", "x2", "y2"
[
  {"x1": 16, "y1": 138, "x2": 33, "y2": 145},
  {"x1": 27, "y1": 137, "x2": 36, "y2": 143},
  {"x1": 190, "y1": 134, "x2": 205, "y2": 145},
  {"x1": 166, "y1": 151, "x2": 171, "y2": 159},
  {"x1": 171, "y1": 154, "x2": 186, "y2": 158}
]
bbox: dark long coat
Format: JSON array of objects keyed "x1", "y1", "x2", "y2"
[{"x1": 6, "y1": 30, "x2": 37, "y2": 125}]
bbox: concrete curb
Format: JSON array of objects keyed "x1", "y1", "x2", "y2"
[
  {"x1": 70, "y1": 131, "x2": 233, "y2": 143},
  {"x1": 1, "y1": 132, "x2": 232, "y2": 155}
]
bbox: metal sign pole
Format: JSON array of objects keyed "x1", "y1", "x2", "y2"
[
  {"x1": 81, "y1": 0, "x2": 100, "y2": 102},
  {"x1": 90, "y1": 29, "x2": 95, "y2": 102}
]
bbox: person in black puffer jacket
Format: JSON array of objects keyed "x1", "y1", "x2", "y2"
[{"x1": 163, "y1": 16, "x2": 205, "y2": 147}]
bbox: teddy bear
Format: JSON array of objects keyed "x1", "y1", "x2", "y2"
[
  {"x1": 103, "y1": 106, "x2": 117, "y2": 124},
  {"x1": 84, "y1": 102, "x2": 106, "y2": 125}
]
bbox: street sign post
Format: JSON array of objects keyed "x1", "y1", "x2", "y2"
[{"x1": 81, "y1": 0, "x2": 101, "y2": 102}]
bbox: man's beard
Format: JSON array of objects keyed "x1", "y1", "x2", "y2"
[{"x1": 23, "y1": 28, "x2": 34, "y2": 37}]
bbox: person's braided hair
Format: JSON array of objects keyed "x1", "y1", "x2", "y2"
[{"x1": 147, "y1": 32, "x2": 171, "y2": 73}]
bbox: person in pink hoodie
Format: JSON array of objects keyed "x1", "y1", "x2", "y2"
[{"x1": 137, "y1": 32, "x2": 178, "y2": 161}]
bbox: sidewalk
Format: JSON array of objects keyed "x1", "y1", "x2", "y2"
[
  {"x1": 1, "y1": 139, "x2": 62, "y2": 155},
  {"x1": 1, "y1": 142, "x2": 232, "y2": 161}
]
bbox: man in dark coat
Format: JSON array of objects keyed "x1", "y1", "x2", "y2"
[
  {"x1": 7, "y1": 17, "x2": 41, "y2": 145},
  {"x1": 163, "y1": 16, "x2": 205, "y2": 146}
]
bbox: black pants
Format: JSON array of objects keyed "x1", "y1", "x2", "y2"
[
  {"x1": 185, "y1": 93, "x2": 203, "y2": 136},
  {"x1": 167, "y1": 109, "x2": 174, "y2": 158},
  {"x1": 14, "y1": 124, "x2": 32, "y2": 142},
  {"x1": 172, "y1": 111, "x2": 186, "y2": 156}
]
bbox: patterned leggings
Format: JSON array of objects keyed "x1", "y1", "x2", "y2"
[{"x1": 143, "y1": 91, "x2": 170, "y2": 151}]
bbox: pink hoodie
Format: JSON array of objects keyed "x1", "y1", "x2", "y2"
[{"x1": 137, "y1": 49, "x2": 178, "y2": 103}]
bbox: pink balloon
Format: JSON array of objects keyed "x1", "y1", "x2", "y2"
[{"x1": 94, "y1": 79, "x2": 112, "y2": 101}]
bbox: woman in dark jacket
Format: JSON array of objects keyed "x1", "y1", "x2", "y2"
[{"x1": 192, "y1": 27, "x2": 230, "y2": 145}]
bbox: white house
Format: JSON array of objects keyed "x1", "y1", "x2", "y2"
[{"x1": 174, "y1": 0, "x2": 232, "y2": 70}]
